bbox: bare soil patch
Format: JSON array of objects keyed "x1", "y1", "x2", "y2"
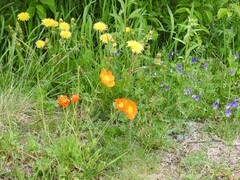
[{"x1": 146, "y1": 122, "x2": 240, "y2": 180}]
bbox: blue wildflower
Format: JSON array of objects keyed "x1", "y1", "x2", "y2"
[
  {"x1": 231, "y1": 98, "x2": 238, "y2": 108},
  {"x1": 191, "y1": 57, "x2": 197, "y2": 63},
  {"x1": 176, "y1": 63, "x2": 183, "y2": 74},
  {"x1": 230, "y1": 69, "x2": 235, "y2": 76},
  {"x1": 212, "y1": 101, "x2": 219, "y2": 110},
  {"x1": 226, "y1": 103, "x2": 232, "y2": 109},
  {"x1": 203, "y1": 63, "x2": 208, "y2": 70},
  {"x1": 192, "y1": 94, "x2": 199, "y2": 101},
  {"x1": 225, "y1": 108, "x2": 231, "y2": 117},
  {"x1": 184, "y1": 88, "x2": 193, "y2": 96},
  {"x1": 165, "y1": 86, "x2": 169, "y2": 91}
]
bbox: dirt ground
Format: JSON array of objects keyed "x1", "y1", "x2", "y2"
[{"x1": 146, "y1": 122, "x2": 240, "y2": 180}]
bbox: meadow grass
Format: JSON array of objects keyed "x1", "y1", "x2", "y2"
[{"x1": 0, "y1": 0, "x2": 240, "y2": 179}]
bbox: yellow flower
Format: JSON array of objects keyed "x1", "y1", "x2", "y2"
[
  {"x1": 125, "y1": 27, "x2": 131, "y2": 33},
  {"x1": 51, "y1": 20, "x2": 59, "y2": 28},
  {"x1": 17, "y1": 12, "x2": 30, "y2": 21},
  {"x1": 36, "y1": 40, "x2": 46, "y2": 49},
  {"x1": 60, "y1": 30, "x2": 72, "y2": 39},
  {"x1": 42, "y1": 18, "x2": 59, "y2": 28},
  {"x1": 93, "y1": 22, "x2": 107, "y2": 32},
  {"x1": 127, "y1": 40, "x2": 144, "y2": 54},
  {"x1": 100, "y1": 33, "x2": 113, "y2": 43},
  {"x1": 59, "y1": 22, "x2": 70, "y2": 31}
]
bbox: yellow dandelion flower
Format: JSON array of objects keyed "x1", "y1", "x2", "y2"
[
  {"x1": 51, "y1": 20, "x2": 59, "y2": 28},
  {"x1": 42, "y1": 18, "x2": 58, "y2": 28},
  {"x1": 93, "y1": 22, "x2": 107, "y2": 32},
  {"x1": 127, "y1": 40, "x2": 144, "y2": 54},
  {"x1": 125, "y1": 27, "x2": 131, "y2": 33},
  {"x1": 36, "y1": 40, "x2": 46, "y2": 49},
  {"x1": 60, "y1": 30, "x2": 72, "y2": 39},
  {"x1": 100, "y1": 33, "x2": 113, "y2": 43},
  {"x1": 59, "y1": 22, "x2": 70, "y2": 31},
  {"x1": 17, "y1": 12, "x2": 30, "y2": 21}
]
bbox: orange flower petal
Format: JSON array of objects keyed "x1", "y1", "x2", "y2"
[
  {"x1": 71, "y1": 95, "x2": 80, "y2": 103},
  {"x1": 100, "y1": 69, "x2": 115, "y2": 88},
  {"x1": 58, "y1": 95, "x2": 70, "y2": 108},
  {"x1": 123, "y1": 100, "x2": 137, "y2": 120},
  {"x1": 115, "y1": 98, "x2": 128, "y2": 111}
]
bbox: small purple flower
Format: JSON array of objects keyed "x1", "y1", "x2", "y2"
[
  {"x1": 192, "y1": 94, "x2": 200, "y2": 101},
  {"x1": 176, "y1": 63, "x2": 183, "y2": 74},
  {"x1": 231, "y1": 98, "x2": 238, "y2": 108},
  {"x1": 226, "y1": 103, "x2": 232, "y2": 109},
  {"x1": 234, "y1": 53, "x2": 239, "y2": 59},
  {"x1": 165, "y1": 86, "x2": 169, "y2": 91},
  {"x1": 203, "y1": 63, "x2": 208, "y2": 70},
  {"x1": 191, "y1": 57, "x2": 197, "y2": 63},
  {"x1": 230, "y1": 69, "x2": 235, "y2": 76},
  {"x1": 225, "y1": 108, "x2": 231, "y2": 117},
  {"x1": 184, "y1": 88, "x2": 193, "y2": 96},
  {"x1": 212, "y1": 101, "x2": 219, "y2": 110}
]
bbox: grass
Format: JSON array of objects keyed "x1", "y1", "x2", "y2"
[{"x1": 0, "y1": 0, "x2": 240, "y2": 178}]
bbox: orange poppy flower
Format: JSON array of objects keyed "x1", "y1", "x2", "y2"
[
  {"x1": 123, "y1": 100, "x2": 137, "y2": 120},
  {"x1": 100, "y1": 69, "x2": 115, "y2": 88},
  {"x1": 58, "y1": 95, "x2": 70, "y2": 108},
  {"x1": 115, "y1": 98, "x2": 127, "y2": 111},
  {"x1": 71, "y1": 95, "x2": 80, "y2": 103}
]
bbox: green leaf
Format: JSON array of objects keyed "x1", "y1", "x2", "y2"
[
  {"x1": 199, "y1": 26, "x2": 210, "y2": 34},
  {"x1": 194, "y1": 10, "x2": 202, "y2": 22},
  {"x1": 172, "y1": 37, "x2": 186, "y2": 45},
  {"x1": 217, "y1": 8, "x2": 231, "y2": 19},
  {"x1": 40, "y1": 0, "x2": 56, "y2": 15},
  {"x1": 26, "y1": 7, "x2": 36, "y2": 17},
  {"x1": 167, "y1": 5, "x2": 174, "y2": 39},
  {"x1": 175, "y1": 7, "x2": 190, "y2": 14},
  {"x1": 128, "y1": 9, "x2": 142, "y2": 19},
  {"x1": 204, "y1": 10, "x2": 213, "y2": 23},
  {"x1": 36, "y1": 5, "x2": 46, "y2": 19},
  {"x1": 229, "y1": 3, "x2": 240, "y2": 17}
]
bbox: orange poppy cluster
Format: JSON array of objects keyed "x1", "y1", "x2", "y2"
[
  {"x1": 58, "y1": 94, "x2": 80, "y2": 108},
  {"x1": 57, "y1": 69, "x2": 137, "y2": 120},
  {"x1": 99, "y1": 69, "x2": 137, "y2": 120}
]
